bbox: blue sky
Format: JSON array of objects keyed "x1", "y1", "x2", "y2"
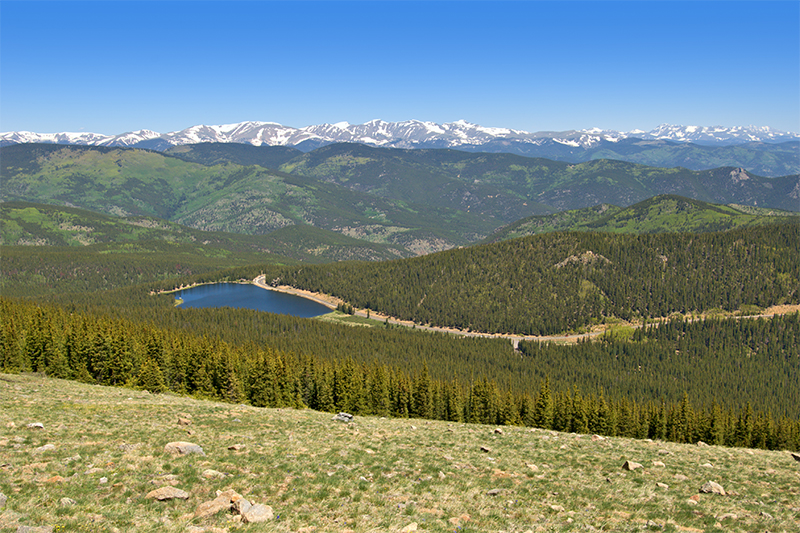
[{"x1": 1, "y1": 1, "x2": 798, "y2": 135}]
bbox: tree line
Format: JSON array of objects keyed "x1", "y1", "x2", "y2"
[{"x1": 2, "y1": 297, "x2": 798, "y2": 451}]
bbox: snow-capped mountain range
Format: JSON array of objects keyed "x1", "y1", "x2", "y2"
[{"x1": 2, "y1": 120, "x2": 798, "y2": 151}]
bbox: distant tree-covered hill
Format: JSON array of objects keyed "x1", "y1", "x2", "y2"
[
  {"x1": 484, "y1": 195, "x2": 800, "y2": 242},
  {"x1": 264, "y1": 223, "x2": 800, "y2": 336}
]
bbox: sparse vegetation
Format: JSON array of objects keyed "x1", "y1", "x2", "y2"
[{"x1": 1, "y1": 373, "x2": 799, "y2": 533}]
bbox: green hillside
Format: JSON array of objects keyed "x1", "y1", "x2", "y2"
[{"x1": 485, "y1": 195, "x2": 800, "y2": 242}]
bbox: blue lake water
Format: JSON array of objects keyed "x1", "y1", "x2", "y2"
[{"x1": 175, "y1": 283, "x2": 331, "y2": 318}]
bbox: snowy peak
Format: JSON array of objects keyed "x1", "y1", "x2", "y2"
[{"x1": 2, "y1": 121, "x2": 798, "y2": 151}]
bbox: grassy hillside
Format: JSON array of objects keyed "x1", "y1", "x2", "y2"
[
  {"x1": 2, "y1": 373, "x2": 798, "y2": 533},
  {"x1": 485, "y1": 195, "x2": 800, "y2": 242}
]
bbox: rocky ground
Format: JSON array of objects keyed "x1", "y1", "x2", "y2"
[{"x1": 1, "y1": 373, "x2": 799, "y2": 532}]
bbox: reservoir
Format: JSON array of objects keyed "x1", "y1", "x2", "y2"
[{"x1": 175, "y1": 283, "x2": 331, "y2": 318}]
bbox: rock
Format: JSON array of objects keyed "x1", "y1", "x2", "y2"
[
  {"x1": 486, "y1": 488, "x2": 502, "y2": 496},
  {"x1": 494, "y1": 428, "x2": 504, "y2": 435},
  {"x1": 438, "y1": 471, "x2": 446, "y2": 480},
  {"x1": 6, "y1": 422, "x2": 15, "y2": 428},
  {"x1": 400, "y1": 523, "x2": 418, "y2": 532},
  {"x1": 99, "y1": 477, "x2": 108, "y2": 484},
  {"x1": 45, "y1": 475, "x2": 65, "y2": 483},
  {"x1": 622, "y1": 460, "x2": 643, "y2": 471},
  {"x1": 177, "y1": 417, "x2": 192, "y2": 426},
  {"x1": 526, "y1": 463, "x2": 539, "y2": 471},
  {"x1": 674, "y1": 474, "x2": 689, "y2": 481},
  {"x1": 591, "y1": 434, "x2": 605, "y2": 441},
  {"x1": 146, "y1": 486, "x2": 190, "y2": 501},
  {"x1": 480, "y1": 446, "x2": 491, "y2": 453},
  {"x1": 33, "y1": 444, "x2": 55, "y2": 454},
  {"x1": 759, "y1": 511, "x2": 773, "y2": 520},
  {"x1": 201, "y1": 469, "x2": 227, "y2": 479},
  {"x1": 697, "y1": 441, "x2": 708, "y2": 447},
  {"x1": 62, "y1": 454, "x2": 81, "y2": 464},
  {"x1": 652, "y1": 461, "x2": 665, "y2": 467},
  {"x1": 699, "y1": 481, "x2": 726, "y2": 495},
  {"x1": 59, "y1": 498, "x2": 76, "y2": 506},
  {"x1": 791, "y1": 452, "x2": 800, "y2": 463},
  {"x1": 657, "y1": 449, "x2": 671, "y2": 455},
  {"x1": 656, "y1": 482, "x2": 669, "y2": 489},
  {"x1": 700, "y1": 463, "x2": 713, "y2": 468},
  {"x1": 242, "y1": 503, "x2": 274, "y2": 523},
  {"x1": 228, "y1": 444, "x2": 245, "y2": 451},
  {"x1": 26, "y1": 422, "x2": 44, "y2": 430},
  {"x1": 233, "y1": 497, "x2": 252, "y2": 515},
  {"x1": 550, "y1": 504, "x2": 565, "y2": 512},
  {"x1": 164, "y1": 441, "x2": 205, "y2": 456},
  {"x1": 195, "y1": 489, "x2": 242, "y2": 519},
  {"x1": 332, "y1": 412, "x2": 353, "y2": 423},
  {"x1": 717, "y1": 513, "x2": 738, "y2": 521}
]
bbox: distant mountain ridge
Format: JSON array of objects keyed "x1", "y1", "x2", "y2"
[{"x1": 3, "y1": 120, "x2": 798, "y2": 151}]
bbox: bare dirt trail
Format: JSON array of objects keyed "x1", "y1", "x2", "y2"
[{"x1": 253, "y1": 276, "x2": 800, "y2": 347}]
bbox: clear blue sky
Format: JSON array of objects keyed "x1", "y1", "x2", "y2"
[{"x1": 1, "y1": 1, "x2": 798, "y2": 135}]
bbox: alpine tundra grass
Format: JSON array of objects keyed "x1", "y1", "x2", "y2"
[{"x1": 1, "y1": 373, "x2": 798, "y2": 532}]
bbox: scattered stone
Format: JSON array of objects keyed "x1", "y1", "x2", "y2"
[
  {"x1": 45, "y1": 475, "x2": 66, "y2": 483},
  {"x1": 699, "y1": 481, "x2": 726, "y2": 495},
  {"x1": 760, "y1": 511, "x2": 773, "y2": 520},
  {"x1": 591, "y1": 434, "x2": 605, "y2": 441},
  {"x1": 201, "y1": 469, "x2": 227, "y2": 479},
  {"x1": 791, "y1": 452, "x2": 800, "y2": 463},
  {"x1": 177, "y1": 417, "x2": 192, "y2": 426},
  {"x1": 674, "y1": 474, "x2": 689, "y2": 481},
  {"x1": 656, "y1": 483, "x2": 669, "y2": 489},
  {"x1": 6, "y1": 422, "x2": 15, "y2": 428},
  {"x1": 657, "y1": 449, "x2": 671, "y2": 455},
  {"x1": 717, "y1": 513, "x2": 738, "y2": 521},
  {"x1": 494, "y1": 428, "x2": 504, "y2": 435},
  {"x1": 686, "y1": 499, "x2": 698, "y2": 506},
  {"x1": 622, "y1": 460, "x2": 643, "y2": 471},
  {"x1": 26, "y1": 423, "x2": 44, "y2": 430},
  {"x1": 550, "y1": 504, "x2": 565, "y2": 512},
  {"x1": 400, "y1": 523, "x2": 418, "y2": 533},
  {"x1": 438, "y1": 471, "x2": 446, "y2": 480},
  {"x1": 332, "y1": 412, "x2": 353, "y2": 423},
  {"x1": 700, "y1": 463, "x2": 714, "y2": 468},
  {"x1": 526, "y1": 463, "x2": 539, "y2": 471},
  {"x1": 480, "y1": 446, "x2": 491, "y2": 453},
  {"x1": 59, "y1": 497, "x2": 76, "y2": 506},
  {"x1": 652, "y1": 461, "x2": 665, "y2": 467},
  {"x1": 233, "y1": 498, "x2": 252, "y2": 515},
  {"x1": 164, "y1": 441, "x2": 205, "y2": 456},
  {"x1": 242, "y1": 503, "x2": 274, "y2": 523},
  {"x1": 33, "y1": 444, "x2": 55, "y2": 454},
  {"x1": 486, "y1": 488, "x2": 502, "y2": 496},
  {"x1": 697, "y1": 441, "x2": 708, "y2": 447},
  {"x1": 99, "y1": 477, "x2": 108, "y2": 484},
  {"x1": 62, "y1": 454, "x2": 82, "y2": 464},
  {"x1": 645, "y1": 520, "x2": 661, "y2": 529},
  {"x1": 146, "y1": 486, "x2": 190, "y2": 501},
  {"x1": 195, "y1": 489, "x2": 243, "y2": 519},
  {"x1": 228, "y1": 444, "x2": 245, "y2": 451}
]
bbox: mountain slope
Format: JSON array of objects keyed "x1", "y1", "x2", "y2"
[
  {"x1": 0, "y1": 144, "x2": 499, "y2": 255},
  {"x1": 484, "y1": 195, "x2": 800, "y2": 242},
  {"x1": 277, "y1": 144, "x2": 800, "y2": 216}
]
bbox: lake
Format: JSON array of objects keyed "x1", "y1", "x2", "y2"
[{"x1": 175, "y1": 283, "x2": 331, "y2": 317}]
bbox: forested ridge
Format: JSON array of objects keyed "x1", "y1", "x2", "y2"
[
  {"x1": 263, "y1": 223, "x2": 799, "y2": 335},
  {"x1": 2, "y1": 297, "x2": 798, "y2": 451}
]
